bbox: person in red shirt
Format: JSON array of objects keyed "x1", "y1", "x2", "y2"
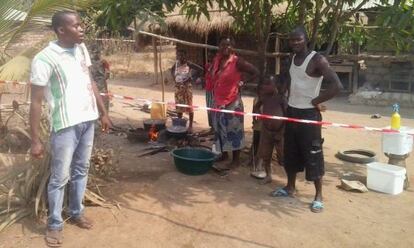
[{"x1": 211, "y1": 37, "x2": 259, "y2": 171}]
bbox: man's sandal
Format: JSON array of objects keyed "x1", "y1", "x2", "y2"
[
  {"x1": 310, "y1": 200, "x2": 324, "y2": 213},
  {"x1": 270, "y1": 188, "x2": 290, "y2": 197},
  {"x1": 45, "y1": 229, "x2": 63, "y2": 247},
  {"x1": 68, "y1": 216, "x2": 93, "y2": 229}
]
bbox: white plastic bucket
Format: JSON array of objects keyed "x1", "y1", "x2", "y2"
[
  {"x1": 382, "y1": 126, "x2": 413, "y2": 155},
  {"x1": 367, "y1": 162, "x2": 406, "y2": 195}
]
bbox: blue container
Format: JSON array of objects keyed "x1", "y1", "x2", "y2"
[
  {"x1": 171, "y1": 148, "x2": 215, "y2": 175},
  {"x1": 172, "y1": 117, "x2": 188, "y2": 127}
]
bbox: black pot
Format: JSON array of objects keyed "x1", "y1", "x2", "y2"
[
  {"x1": 143, "y1": 119, "x2": 166, "y2": 132},
  {"x1": 167, "y1": 126, "x2": 188, "y2": 139}
]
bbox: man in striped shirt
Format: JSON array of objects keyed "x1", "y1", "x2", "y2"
[{"x1": 30, "y1": 11, "x2": 112, "y2": 247}]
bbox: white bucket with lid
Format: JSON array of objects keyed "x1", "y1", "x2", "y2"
[
  {"x1": 382, "y1": 126, "x2": 413, "y2": 155},
  {"x1": 367, "y1": 162, "x2": 406, "y2": 195}
]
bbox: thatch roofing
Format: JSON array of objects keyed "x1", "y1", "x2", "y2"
[
  {"x1": 161, "y1": 3, "x2": 288, "y2": 35},
  {"x1": 165, "y1": 10, "x2": 234, "y2": 35}
]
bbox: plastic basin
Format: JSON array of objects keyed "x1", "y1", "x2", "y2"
[{"x1": 171, "y1": 148, "x2": 215, "y2": 175}]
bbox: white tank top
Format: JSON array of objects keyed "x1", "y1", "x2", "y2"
[{"x1": 288, "y1": 51, "x2": 323, "y2": 109}]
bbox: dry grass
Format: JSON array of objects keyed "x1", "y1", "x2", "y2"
[{"x1": 0, "y1": 105, "x2": 113, "y2": 232}]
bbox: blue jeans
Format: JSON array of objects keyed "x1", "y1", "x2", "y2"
[{"x1": 48, "y1": 121, "x2": 95, "y2": 230}]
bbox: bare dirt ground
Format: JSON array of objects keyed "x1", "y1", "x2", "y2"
[{"x1": 1, "y1": 46, "x2": 414, "y2": 248}]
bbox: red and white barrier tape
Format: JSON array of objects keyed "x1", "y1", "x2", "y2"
[
  {"x1": 0, "y1": 79, "x2": 411, "y2": 135},
  {"x1": 100, "y1": 93, "x2": 414, "y2": 136}
]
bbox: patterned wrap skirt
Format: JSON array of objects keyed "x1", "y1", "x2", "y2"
[{"x1": 214, "y1": 96, "x2": 245, "y2": 152}]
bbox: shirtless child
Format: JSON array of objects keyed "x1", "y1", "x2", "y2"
[{"x1": 255, "y1": 75, "x2": 287, "y2": 184}]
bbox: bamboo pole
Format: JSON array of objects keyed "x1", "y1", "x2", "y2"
[
  {"x1": 158, "y1": 38, "x2": 165, "y2": 102},
  {"x1": 204, "y1": 34, "x2": 208, "y2": 65},
  {"x1": 275, "y1": 35, "x2": 280, "y2": 75},
  {"x1": 152, "y1": 37, "x2": 159, "y2": 85},
  {"x1": 138, "y1": 31, "x2": 289, "y2": 58},
  {"x1": 138, "y1": 31, "x2": 414, "y2": 62}
]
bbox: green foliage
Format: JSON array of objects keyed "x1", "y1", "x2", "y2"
[
  {"x1": 369, "y1": 0, "x2": 414, "y2": 53},
  {"x1": 90, "y1": 0, "x2": 181, "y2": 33},
  {"x1": 0, "y1": 0, "x2": 97, "y2": 80},
  {"x1": 273, "y1": 0, "x2": 301, "y2": 34},
  {"x1": 0, "y1": 0, "x2": 96, "y2": 53}
]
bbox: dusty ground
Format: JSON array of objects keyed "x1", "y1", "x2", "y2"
[{"x1": 1, "y1": 47, "x2": 414, "y2": 248}]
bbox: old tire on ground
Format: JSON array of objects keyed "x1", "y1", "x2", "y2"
[{"x1": 335, "y1": 149, "x2": 376, "y2": 164}]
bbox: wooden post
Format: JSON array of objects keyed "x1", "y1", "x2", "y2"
[
  {"x1": 152, "y1": 37, "x2": 159, "y2": 85},
  {"x1": 352, "y1": 35, "x2": 360, "y2": 94},
  {"x1": 158, "y1": 38, "x2": 165, "y2": 102},
  {"x1": 275, "y1": 35, "x2": 280, "y2": 75},
  {"x1": 204, "y1": 34, "x2": 208, "y2": 66}
]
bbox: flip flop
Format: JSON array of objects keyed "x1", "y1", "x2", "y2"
[
  {"x1": 45, "y1": 229, "x2": 63, "y2": 247},
  {"x1": 68, "y1": 216, "x2": 93, "y2": 229},
  {"x1": 269, "y1": 187, "x2": 289, "y2": 197},
  {"x1": 310, "y1": 200, "x2": 324, "y2": 213}
]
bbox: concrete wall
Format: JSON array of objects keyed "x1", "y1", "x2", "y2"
[
  {"x1": 364, "y1": 60, "x2": 414, "y2": 92},
  {"x1": 350, "y1": 60, "x2": 414, "y2": 107},
  {"x1": 364, "y1": 60, "x2": 392, "y2": 90}
]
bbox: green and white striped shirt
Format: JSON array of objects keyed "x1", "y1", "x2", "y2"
[{"x1": 31, "y1": 41, "x2": 99, "y2": 131}]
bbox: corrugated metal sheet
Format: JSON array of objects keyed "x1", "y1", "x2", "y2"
[{"x1": 346, "y1": 0, "x2": 394, "y2": 10}]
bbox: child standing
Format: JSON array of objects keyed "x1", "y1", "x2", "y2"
[
  {"x1": 255, "y1": 75, "x2": 287, "y2": 184},
  {"x1": 171, "y1": 49, "x2": 203, "y2": 132}
]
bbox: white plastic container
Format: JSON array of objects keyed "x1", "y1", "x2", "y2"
[
  {"x1": 382, "y1": 126, "x2": 413, "y2": 155},
  {"x1": 367, "y1": 162, "x2": 406, "y2": 195}
]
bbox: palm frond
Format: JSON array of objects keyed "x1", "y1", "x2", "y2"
[
  {"x1": 0, "y1": 35, "x2": 52, "y2": 81},
  {"x1": 0, "y1": 0, "x2": 97, "y2": 56}
]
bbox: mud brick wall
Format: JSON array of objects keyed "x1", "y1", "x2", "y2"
[
  {"x1": 365, "y1": 60, "x2": 414, "y2": 92},
  {"x1": 365, "y1": 60, "x2": 391, "y2": 90}
]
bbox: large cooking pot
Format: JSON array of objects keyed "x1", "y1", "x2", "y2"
[
  {"x1": 166, "y1": 126, "x2": 188, "y2": 139},
  {"x1": 143, "y1": 119, "x2": 166, "y2": 132}
]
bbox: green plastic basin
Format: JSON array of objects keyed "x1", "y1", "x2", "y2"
[{"x1": 171, "y1": 148, "x2": 215, "y2": 175}]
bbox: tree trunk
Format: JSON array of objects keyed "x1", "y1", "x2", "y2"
[
  {"x1": 152, "y1": 37, "x2": 159, "y2": 85},
  {"x1": 254, "y1": 0, "x2": 266, "y2": 76},
  {"x1": 325, "y1": 0, "x2": 370, "y2": 55},
  {"x1": 133, "y1": 18, "x2": 139, "y2": 52},
  {"x1": 325, "y1": 0, "x2": 343, "y2": 55},
  {"x1": 394, "y1": 0, "x2": 402, "y2": 7},
  {"x1": 325, "y1": 21, "x2": 339, "y2": 55},
  {"x1": 309, "y1": 0, "x2": 323, "y2": 50},
  {"x1": 298, "y1": 0, "x2": 307, "y2": 26},
  {"x1": 262, "y1": 1, "x2": 273, "y2": 75}
]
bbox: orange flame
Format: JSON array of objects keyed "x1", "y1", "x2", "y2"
[{"x1": 148, "y1": 124, "x2": 158, "y2": 141}]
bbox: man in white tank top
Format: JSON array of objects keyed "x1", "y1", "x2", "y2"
[{"x1": 270, "y1": 27, "x2": 342, "y2": 213}]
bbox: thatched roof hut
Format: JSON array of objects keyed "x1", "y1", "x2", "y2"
[
  {"x1": 146, "y1": 4, "x2": 288, "y2": 70},
  {"x1": 165, "y1": 10, "x2": 234, "y2": 36},
  {"x1": 160, "y1": 9, "x2": 235, "y2": 67}
]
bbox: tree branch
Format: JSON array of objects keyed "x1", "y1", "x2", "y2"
[{"x1": 342, "y1": 0, "x2": 370, "y2": 21}]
